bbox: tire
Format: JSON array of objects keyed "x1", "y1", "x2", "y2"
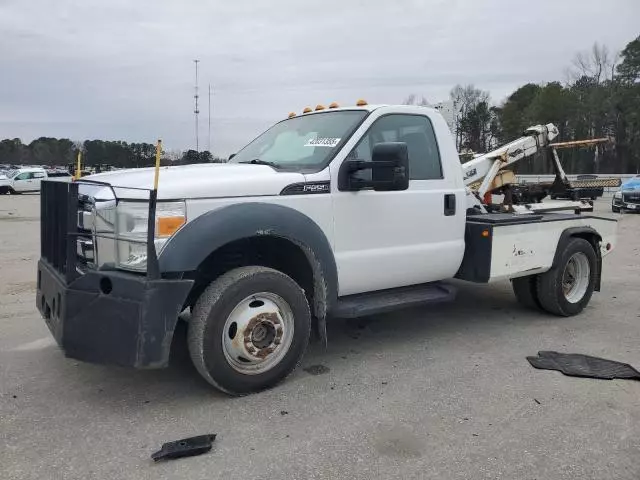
[
  {"x1": 612, "y1": 205, "x2": 620, "y2": 213},
  {"x1": 536, "y1": 238, "x2": 597, "y2": 316},
  {"x1": 511, "y1": 275, "x2": 541, "y2": 310},
  {"x1": 188, "y1": 266, "x2": 311, "y2": 395},
  {"x1": 0, "y1": 186, "x2": 8, "y2": 195}
]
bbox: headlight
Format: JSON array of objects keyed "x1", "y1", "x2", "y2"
[
  {"x1": 115, "y1": 201, "x2": 186, "y2": 272},
  {"x1": 613, "y1": 192, "x2": 622, "y2": 199}
]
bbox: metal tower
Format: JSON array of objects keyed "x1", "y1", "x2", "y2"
[{"x1": 194, "y1": 59, "x2": 200, "y2": 152}]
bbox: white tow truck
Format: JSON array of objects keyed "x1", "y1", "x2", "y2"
[{"x1": 36, "y1": 101, "x2": 617, "y2": 395}]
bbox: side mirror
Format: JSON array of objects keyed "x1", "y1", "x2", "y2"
[
  {"x1": 370, "y1": 142, "x2": 409, "y2": 191},
  {"x1": 338, "y1": 142, "x2": 410, "y2": 192}
]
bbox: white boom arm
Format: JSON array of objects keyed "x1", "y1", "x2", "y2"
[{"x1": 462, "y1": 123, "x2": 559, "y2": 196}]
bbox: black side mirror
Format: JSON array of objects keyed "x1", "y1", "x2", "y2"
[
  {"x1": 338, "y1": 142, "x2": 410, "y2": 191},
  {"x1": 370, "y1": 142, "x2": 409, "y2": 191}
]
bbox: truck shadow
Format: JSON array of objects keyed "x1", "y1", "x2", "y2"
[
  {"x1": 76, "y1": 280, "x2": 554, "y2": 405},
  {"x1": 306, "y1": 280, "x2": 548, "y2": 360}
]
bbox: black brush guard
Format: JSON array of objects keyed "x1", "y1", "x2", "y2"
[{"x1": 36, "y1": 180, "x2": 192, "y2": 368}]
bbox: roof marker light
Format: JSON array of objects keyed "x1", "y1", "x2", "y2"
[
  {"x1": 329, "y1": 102, "x2": 339, "y2": 109},
  {"x1": 356, "y1": 99, "x2": 368, "y2": 106},
  {"x1": 315, "y1": 104, "x2": 325, "y2": 111},
  {"x1": 302, "y1": 107, "x2": 312, "y2": 113},
  {"x1": 288, "y1": 112, "x2": 296, "y2": 118}
]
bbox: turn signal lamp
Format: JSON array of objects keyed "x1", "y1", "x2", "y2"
[{"x1": 157, "y1": 216, "x2": 186, "y2": 237}]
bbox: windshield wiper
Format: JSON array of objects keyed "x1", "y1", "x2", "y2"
[{"x1": 239, "y1": 159, "x2": 279, "y2": 169}]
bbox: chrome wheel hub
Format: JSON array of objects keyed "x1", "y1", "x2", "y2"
[
  {"x1": 562, "y1": 252, "x2": 590, "y2": 304},
  {"x1": 222, "y1": 292, "x2": 294, "y2": 374}
]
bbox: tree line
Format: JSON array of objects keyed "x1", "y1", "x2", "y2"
[
  {"x1": 0, "y1": 138, "x2": 225, "y2": 168},
  {"x1": 2, "y1": 34, "x2": 639, "y2": 174},
  {"x1": 407, "y1": 34, "x2": 640, "y2": 174}
]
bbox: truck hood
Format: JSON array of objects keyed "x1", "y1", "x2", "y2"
[{"x1": 82, "y1": 163, "x2": 305, "y2": 200}]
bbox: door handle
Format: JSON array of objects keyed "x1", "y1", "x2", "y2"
[{"x1": 444, "y1": 194, "x2": 456, "y2": 216}]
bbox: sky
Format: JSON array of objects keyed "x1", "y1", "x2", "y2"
[{"x1": 1, "y1": 0, "x2": 639, "y2": 156}]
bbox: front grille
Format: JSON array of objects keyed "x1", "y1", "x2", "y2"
[
  {"x1": 623, "y1": 192, "x2": 640, "y2": 204},
  {"x1": 76, "y1": 194, "x2": 95, "y2": 271},
  {"x1": 41, "y1": 181, "x2": 79, "y2": 282}
]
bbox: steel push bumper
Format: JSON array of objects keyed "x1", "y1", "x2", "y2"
[{"x1": 36, "y1": 259, "x2": 192, "y2": 368}]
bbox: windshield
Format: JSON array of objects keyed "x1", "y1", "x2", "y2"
[
  {"x1": 622, "y1": 176, "x2": 640, "y2": 190},
  {"x1": 229, "y1": 110, "x2": 368, "y2": 171}
]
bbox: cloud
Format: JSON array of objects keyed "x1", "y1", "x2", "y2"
[{"x1": 1, "y1": 0, "x2": 639, "y2": 154}]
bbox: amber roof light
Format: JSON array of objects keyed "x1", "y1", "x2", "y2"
[
  {"x1": 356, "y1": 99, "x2": 368, "y2": 106},
  {"x1": 288, "y1": 112, "x2": 296, "y2": 118},
  {"x1": 302, "y1": 107, "x2": 312, "y2": 113},
  {"x1": 329, "y1": 102, "x2": 339, "y2": 109},
  {"x1": 315, "y1": 104, "x2": 325, "y2": 111}
]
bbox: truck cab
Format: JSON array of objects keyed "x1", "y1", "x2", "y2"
[{"x1": 36, "y1": 102, "x2": 617, "y2": 395}]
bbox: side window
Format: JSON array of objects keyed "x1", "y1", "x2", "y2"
[
  {"x1": 15, "y1": 172, "x2": 32, "y2": 180},
  {"x1": 348, "y1": 114, "x2": 443, "y2": 180},
  {"x1": 33, "y1": 172, "x2": 46, "y2": 179}
]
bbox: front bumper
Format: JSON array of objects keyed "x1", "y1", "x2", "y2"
[
  {"x1": 612, "y1": 199, "x2": 640, "y2": 211},
  {"x1": 36, "y1": 260, "x2": 193, "y2": 368}
]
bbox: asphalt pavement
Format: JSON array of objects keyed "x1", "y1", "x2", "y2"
[{"x1": 1, "y1": 195, "x2": 639, "y2": 480}]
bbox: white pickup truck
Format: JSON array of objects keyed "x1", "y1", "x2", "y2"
[
  {"x1": 36, "y1": 102, "x2": 617, "y2": 395},
  {"x1": 0, "y1": 167, "x2": 72, "y2": 194}
]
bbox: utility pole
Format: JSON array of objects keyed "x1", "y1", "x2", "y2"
[
  {"x1": 208, "y1": 83, "x2": 212, "y2": 153},
  {"x1": 193, "y1": 59, "x2": 200, "y2": 153}
]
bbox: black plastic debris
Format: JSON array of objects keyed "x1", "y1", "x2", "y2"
[
  {"x1": 527, "y1": 351, "x2": 640, "y2": 381},
  {"x1": 151, "y1": 434, "x2": 216, "y2": 462}
]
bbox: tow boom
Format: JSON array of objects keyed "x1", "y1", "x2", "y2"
[
  {"x1": 462, "y1": 123, "x2": 559, "y2": 196},
  {"x1": 460, "y1": 124, "x2": 619, "y2": 215}
]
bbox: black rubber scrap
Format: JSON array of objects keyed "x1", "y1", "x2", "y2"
[
  {"x1": 151, "y1": 434, "x2": 216, "y2": 462},
  {"x1": 527, "y1": 351, "x2": 640, "y2": 381}
]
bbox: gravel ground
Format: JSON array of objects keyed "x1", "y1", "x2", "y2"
[{"x1": 1, "y1": 194, "x2": 639, "y2": 480}]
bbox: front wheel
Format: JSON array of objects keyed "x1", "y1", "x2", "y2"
[
  {"x1": 188, "y1": 266, "x2": 311, "y2": 395},
  {"x1": 612, "y1": 205, "x2": 621, "y2": 213},
  {"x1": 536, "y1": 238, "x2": 597, "y2": 316}
]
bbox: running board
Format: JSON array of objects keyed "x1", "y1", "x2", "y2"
[{"x1": 331, "y1": 282, "x2": 457, "y2": 319}]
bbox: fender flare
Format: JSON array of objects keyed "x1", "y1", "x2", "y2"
[
  {"x1": 158, "y1": 202, "x2": 338, "y2": 316},
  {"x1": 551, "y1": 226, "x2": 602, "y2": 291}
]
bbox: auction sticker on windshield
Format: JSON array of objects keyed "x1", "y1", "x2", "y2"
[{"x1": 305, "y1": 137, "x2": 341, "y2": 147}]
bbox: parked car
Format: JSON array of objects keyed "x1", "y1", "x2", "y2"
[
  {"x1": 612, "y1": 175, "x2": 640, "y2": 212},
  {"x1": 0, "y1": 167, "x2": 72, "y2": 194},
  {"x1": 0, "y1": 171, "x2": 10, "y2": 194}
]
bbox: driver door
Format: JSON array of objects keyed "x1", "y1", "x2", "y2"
[
  {"x1": 13, "y1": 172, "x2": 34, "y2": 192},
  {"x1": 330, "y1": 112, "x2": 465, "y2": 296}
]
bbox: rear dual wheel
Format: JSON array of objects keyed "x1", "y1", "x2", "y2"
[{"x1": 512, "y1": 238, "x2": 597, "y2": 316}]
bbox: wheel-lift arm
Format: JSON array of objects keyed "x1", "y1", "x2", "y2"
[{"x1": 462, "y1": 123, "x2": 559, "y2": 197}]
